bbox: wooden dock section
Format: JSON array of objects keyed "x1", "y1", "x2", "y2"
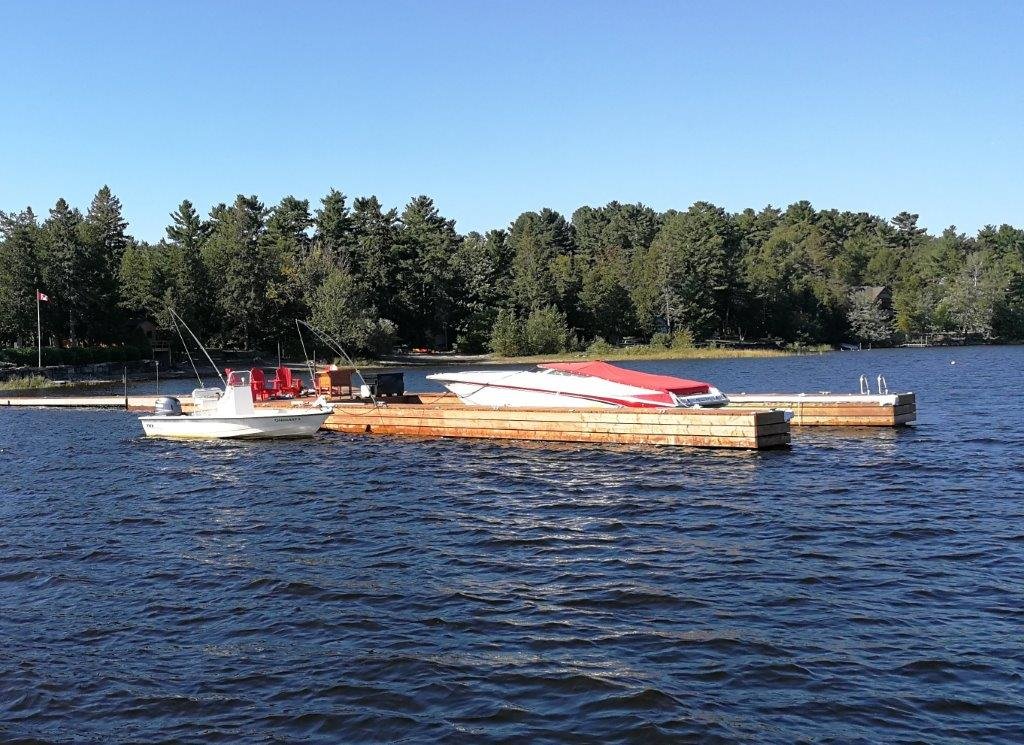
[
  {"x1": 1, "y1": 395, "x2": 161, "y2": 410},
  {"x1": 725, "y1": 392, "x2": 916, "y2": 426},
  {"x1": 1, "y1": 390, "x2": 913, "y2": 441},
  {"x1": 322, "y1": 401, "x2": 790, "y2": 449}
]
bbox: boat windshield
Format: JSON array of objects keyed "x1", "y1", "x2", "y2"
[{"x1": 227, "y1": 370, "x2": 251, "y2": 387}]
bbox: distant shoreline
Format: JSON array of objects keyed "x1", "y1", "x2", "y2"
[{"x1": 371, "y1": 345, "x2": 828, "y2": 368}]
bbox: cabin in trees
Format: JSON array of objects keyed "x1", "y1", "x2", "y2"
[{"x1": 849, "y1": 285, "x2": 892, "y2": 311}]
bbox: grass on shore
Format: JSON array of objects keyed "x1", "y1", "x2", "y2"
[
  {"x1": 478, "y1": 343, "x2": 831, "y2": 365},
  {"x1": 352, "y1": 343, "x2": 832, "y2": 368},
  {"x1": 0, "y1": 374, "x2": 57, "y2": 390}
]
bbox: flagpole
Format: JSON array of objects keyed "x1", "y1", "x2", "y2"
[{"x1": 36, "y1": 290, "x2": 42, "y2": 369}]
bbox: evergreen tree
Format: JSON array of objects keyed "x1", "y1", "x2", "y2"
[
  {"x1": 570, "y1": 206, "x2": 608, "y2": 261},
  {"x1": 451, "y1": 229, "x2": 513, "y2": 351},
  {"x1": 350, "y1": 196, "x2": 399, "y2": 319},
  {"x1": 579, "y1": 261, "x2": 635, "y2": 340},
  {"x1": 394, "y1": 195, "x2": 462, "y2": 346},
  {"x1": 941, "y1": 250, "x2": 1007, "y2": 337},
  {"x1": 489, "y1": 308, "x2": 525, "y2": 356},
  {"x1": 0, "y1": 209, "x2": 41, "y2": 346},
  {"x1": 523, "y1": 306, "x2": 570, "y2": 354},
  {"x1": 204, "y1": 195, "x2": 270, "y2": 347},
  {"x1": 507, "y1": 209, "x2": 572, "y2": 314},
  {"x1": 890, "y1": 211, "x2": 928, "y2": 251},
  {"x1": 309, "y1": 267, "x2": 396, "y2": 355},
  {"x1": 39, "y1": 198, "x2": 85, "y2": 343},
  {"x1": 313, "y1": 189, "x2": 356, "y2": 271},
  {"x1": 164, "y1": 199, "x2": 211, "y2": 333},
  {"x1": 119, "y1": 241, "x2": 171, "y2": 321},
  {"x1": 5, "y1": 187, "x2": 1024, "y2": 356},
  {"x1": 992, "y1": 271, "x2": 1024, "y2": 340},
  {"x1": 79, "y1": 186, "x2": 130, "y2": 340},
  {"x1": 264, "y1": 195, "x2": 313, "y2": 339},
  {"x1": 742, "y1": 226, "x2": 803, "y2": 338},
  {"x1": 847, "y1": 293, "x2": 895, "y2": 345},
  {"x1": 508, "y1": 213, "x2": 556, "y2": 312},
  {"x1": 643, "y1": 202, "x2": 734, "y2": 340}
]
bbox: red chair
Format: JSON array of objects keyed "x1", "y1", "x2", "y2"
[
  {"x1": 266, "y1": 366, "x2": 303, "y2": 398},
  {"x1": 250, "y1": 368, "x2": 269, "y2": 401}
]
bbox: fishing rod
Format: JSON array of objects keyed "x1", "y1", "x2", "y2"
[
  {"x1": 296, "y1": 319, "x2": 381, "y2": 409},
  {"x1": 169, "y1": 308, "x2": 226, "y2": 388},
  {"x1": 168, "y1": 312, "x2": 203, "y2": 389},
  {"x1": 295, "y1": 319, "x2": 318, "y2": 392}
]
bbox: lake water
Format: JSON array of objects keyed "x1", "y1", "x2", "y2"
[{"x1": 1, "y1": 347, "x2": 1022, "y2": 742}]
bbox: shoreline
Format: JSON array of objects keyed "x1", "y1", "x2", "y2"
[{"x1": 370, "y1": 345, "x2": 829, "y2": 368}]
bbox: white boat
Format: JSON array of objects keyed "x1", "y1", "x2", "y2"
[
  {"x1": 139, "y1": 370, "x2": 331, "y2": 440},
  {"x1": 427, "y1": 361, "x2": 729, "y2": 409}
]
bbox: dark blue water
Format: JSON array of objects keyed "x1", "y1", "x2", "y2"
[{"x1": 2, "y1": 347, "x2": 1022, "y2": 743}]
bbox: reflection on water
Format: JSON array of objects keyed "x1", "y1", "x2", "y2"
[{"x1": 0, "y1": 346, "x2": 1022, "y2": 742}]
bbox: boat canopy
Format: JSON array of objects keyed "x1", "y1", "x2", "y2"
[{"x1": 539, "y1": 361, "x2": 711, "y2": 396}]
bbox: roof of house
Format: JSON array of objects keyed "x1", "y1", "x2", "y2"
[{"x1": 849, "y1": 285, "x2": 890, "y2": 304}]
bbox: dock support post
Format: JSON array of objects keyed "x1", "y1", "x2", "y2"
[{"x1": 123, "y1": 367, "x2": 128, "y2": 410}]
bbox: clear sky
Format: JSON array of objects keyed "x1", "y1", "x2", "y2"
[{"x1": 2, "y1": 0, "x2": 1022, "y2": 241}]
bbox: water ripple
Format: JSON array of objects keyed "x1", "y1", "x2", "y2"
[{"x1": 1, "y1": 346, "x2": 1023, "y2": 742}]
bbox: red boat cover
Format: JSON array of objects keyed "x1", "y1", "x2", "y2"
[{"x1": 539, "y1": 361, "x2": 711, "y2": 396}]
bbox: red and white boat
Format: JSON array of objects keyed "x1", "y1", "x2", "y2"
[{"x1": 427, "y1": 361, "x2": 729, "y2": 409}]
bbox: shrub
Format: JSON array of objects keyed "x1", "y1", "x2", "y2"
[
  {"x1": 363, "y1": 318, "x2": 398, "y2": 357},
  {"x1": 489, "y1": 309, "x2": 525, "y2": 356},
  {"x1": 586, "y1": 337, "x2": 615, "y2": 355},
  {"x1": 455, "y1": 312, "x2": 495, "y2": 354},
  {"x1": 524, "y1": 306, "x2": 570, "y2": 355},
  {"x1": 670, "y1": 330, "x2": 695, "y2": 349},
  {"x1": 649, "y1": 332, "x2": 672, "y2": 348}
]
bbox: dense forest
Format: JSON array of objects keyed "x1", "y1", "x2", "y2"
[{"x1": 1, "y1": 186, "x2": 1023, "y2": 358}]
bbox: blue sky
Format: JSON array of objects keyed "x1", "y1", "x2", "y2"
[{"x1": 1, "y1": 0, "x2": 1022, "y2": 241}]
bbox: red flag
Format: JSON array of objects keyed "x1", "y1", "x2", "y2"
[{"x1": 36, "y1": 291, "x2": 48, "y2": 301}]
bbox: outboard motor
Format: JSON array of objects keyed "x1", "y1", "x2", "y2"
[{"x1": 154, "y1": 396, "x2": 183, "y2": 416}]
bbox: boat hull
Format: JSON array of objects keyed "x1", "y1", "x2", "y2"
[
  {"x1": 429, "y1": 372, "x2": 728, "y2": 409},
  {"x1": 439, "y1": 380, "x2": 620, "y2": 408},
  {"x1": 138, "y1": 410, "x2": 330, "y2": 439}
]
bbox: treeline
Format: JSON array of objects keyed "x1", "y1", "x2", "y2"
[{"x1": 1, "y1": 186, "x2": 1023, "y2": 355}]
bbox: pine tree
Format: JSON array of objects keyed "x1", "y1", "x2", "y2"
[
  {"x1": 394, "y1": 195, "x2": 462, "y2": 346},
  {"x1": 264, "y1": 196, "x2": 313, "y2": 340},
  {"x1": 992, "y1": 271, "x2": 1024, "y2": 340},
  {"x1": 350, "y1": 196, "x2": 399, "y2": 321},
  {"x1": 165, "y1": 199, "x2": 211, "y2": 333},
  {"x1": 40, "y1": 198, "x2": 85, "y2": 342},
  {"x1": 646, "y1": 202, "x2": 735, "y2": 340},
  {"x1": 205, "y1": 195, "x2": 270, "y2": 348},
  {"x1": 489, "y1": 308, "x2": 525, "y2": 356},
  {"x1": 450, "y1": 230, "x2": 513, "y2": 351},
  {"x1": 508, "y1": 210, "x2": 572, "y2": 313},
  {"x1": 313, "y1": 189, "x2": 356, "y2": 271},
  {"x1": 0, "y1": 209, "x2": 41, "y2": 346},
  {"x1": 890, "y1": 211, "x2": 928, "y2": 251},
  {"x1": 579, "y1": 260, "x2": 635, "y2": 340},
  {"x1": 79, "y1": 186, "x2": 130, "y2": 340},
  {"x1": 119, "y1": 241, "x2": 168, "y2": 321}
]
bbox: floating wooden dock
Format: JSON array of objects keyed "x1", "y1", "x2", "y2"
[
  {"x1": 0, "y1": 395, "x2": 161, "y2": 410},
  {"x1": 1, "y1": 389, "x2": 916, "y2": 447},
  {"x1": 321, "y1": 401, "x2": 790, "y2": 449},
  {"x1": 725, "y1": 392, "x2": 916, "y2": 426}
]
